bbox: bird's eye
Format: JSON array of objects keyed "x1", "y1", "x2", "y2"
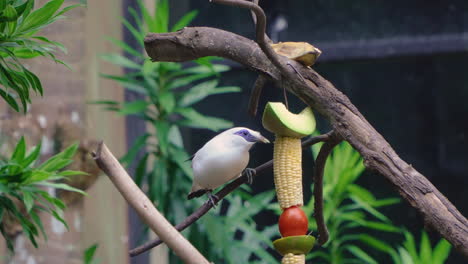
[{"x1": 243, "y1": 131, "x2": 248, "y2": 135}]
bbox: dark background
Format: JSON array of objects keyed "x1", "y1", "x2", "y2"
[{"x1": 130, "y1": 1, "x2": 468, "y2": 263}]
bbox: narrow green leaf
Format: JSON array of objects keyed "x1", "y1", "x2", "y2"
[
  {"x1": 419, "y1": 231, "x2": 432, "y2": 263},
  {"x1": 403, "y1": 230, "x2": 419, "y2": 261},
  {"x1": 398, "y1": 247, "x2": 415, "y2": 264},
  {"x1": 51, "y1": 209, "x2": 69, "y2": 230},
  {"x1": 30, "y1": 210, "x2": 48, "y2": 241},
  {"x1": 120, "y1": 133, "x2": 149, "y2": 165},
  {"x1": 119, "y1": 100, "x2": 149, "y2": 115},
  {"x1": 105, "y1": 36, "x2": 143, "y2": 58},
  {"x1": 21, "y1": 141, "x2": 41, "y2": 168},
  {"x1": 134, "y1": 153, "x2": 149, "y2": 187},
  {"x1": 36, "y1": 182, "x2": 86, "y2": 195},
  {"x1": 11, "y1": 136, "x2": 26, "y2": 162},
  {"x1": 159, "y1": 92, "x2": 175, "y2": 113},
  {"x1": 22, "y1": 191, "x2": 35, "y2": 212},
  {"x1": 432, "y1": 239, "x2": 451, "y2": 264},
  {"x1": 171, "y1": 10, "x2": 198, "y2": 31},
  {"x1": 345, "y1": 245, "x2": 378, "y2": 264},
  {"x1": 176, "y1": 107, "x2": 232, "y2": 132},
  {"x1": 101, "y1": 54, "x2": 141, "y2": 70},
  {"x1": 84, "y1": 243, "x2": 99, "y2": 264}
]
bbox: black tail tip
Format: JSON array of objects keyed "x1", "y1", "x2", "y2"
[{"x1": 187, "y1": 189, "x2": 209, "y2": 200}]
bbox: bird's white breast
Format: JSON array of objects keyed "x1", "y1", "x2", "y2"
[{"x1": 192, "y1": 135, "x2": 251, "y2": 190}]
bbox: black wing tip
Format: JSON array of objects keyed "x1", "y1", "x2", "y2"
[{"x1": 187, "y1": 189, "x2": 209, "y2": 199}]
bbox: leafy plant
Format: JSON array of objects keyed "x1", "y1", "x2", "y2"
[
  {"x1": 0, "y1": 137, "x2": 85, "y2": 251},
  {"x1": 385, "y1": 230, "x2": 451, "y2": 264},
  {"x1": 301, "y1": 140, "x2": 402, "y2": 263},
  {"x1": 0, "y1": 0, "x2": 80, "y2": 111}
]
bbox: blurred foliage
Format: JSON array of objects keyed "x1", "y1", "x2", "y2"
[
  {"x1": 0, "y1": 0, "x2": 79, "y2": 112},
  {"x1": 382, "y1": 230, "x2": 451, "y2": 264},
  {"x1": 98, "y1": 0, "x2": 277, "y2": 263},
  {"x1": 0, "y1": 138, "x2": 85, "y2": 251}
]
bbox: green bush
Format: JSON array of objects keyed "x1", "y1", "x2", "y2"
[
  {"x1": 0, "y1": 0, "x2": 79, "y2": 111},
  {"x1": 0, "y1": 138, "x2": 85, "y2": 251}
]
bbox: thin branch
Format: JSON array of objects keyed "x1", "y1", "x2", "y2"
[
  {"x1": 129, "y1": 132, "x2": 334, "y2": 257},
  {"x1": 247, "y1": 75, "x2": 266, "y2": 117},
  {"x1": 313, "y1": 133, "x2": 342, "y2": 245},
  {"x1": 92, "y1": 142, "x2": 210, "y2": 263}
]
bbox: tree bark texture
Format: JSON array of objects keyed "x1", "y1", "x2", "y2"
[{"x1": 144, "y1": 27, "x2": 468, "y2": 257}]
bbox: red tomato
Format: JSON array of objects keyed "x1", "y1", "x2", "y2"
[{"x1": 278, "y1": 206, "x2": 308, "y2": 237}]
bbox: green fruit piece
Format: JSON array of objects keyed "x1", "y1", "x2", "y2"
[
  {"x1": 273, "y1": 235, "x2": 315, "y2": 256},
  {"x1": 262, "y1": 102, "x2": 316, "y2": 138}
]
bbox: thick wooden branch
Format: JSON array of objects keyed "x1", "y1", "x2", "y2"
[
  {"x1": 92, "y1": 143, "x2": 210, "y2": 264},
  {"x1": 144, "y1": 27, "x2": 468, "y2": 257}
]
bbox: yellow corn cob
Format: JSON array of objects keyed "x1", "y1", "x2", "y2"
[
  {"x1": 273, "y1": 136, "x2": 303, "y2": 209},
  {"x1": 282, "y1": 253, "x2": 305, "y2": 264}
]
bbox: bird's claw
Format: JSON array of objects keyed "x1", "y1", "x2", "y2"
[
  {"x1": 244, "y1": 168, "x2": 256, "y2": 185},
  {"x1": 207, "y1": 192, "x2": 219, "y2": 208}
]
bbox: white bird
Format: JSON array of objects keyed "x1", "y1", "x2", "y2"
[{"x1": 188, "y1": 127, "x2": 270, "y2": 203}]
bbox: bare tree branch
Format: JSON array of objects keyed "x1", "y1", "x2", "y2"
[
  {"x1": 144, "y1": 25, "x2": 468, "y2": 257},
  {"x1": 92, "y1": 143, "x2": 210, "y2": 263},
  {"x1": 313, "y1": 133, "x2": 342, "y2": 246},
  {"x1": 129, "y1": 133, "x2": 333, "y2": 257}
]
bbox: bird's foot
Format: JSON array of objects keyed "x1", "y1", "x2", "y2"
[
  {"x1": 244, "y1": 168, "x2": 256, "y2": 185},
  {"x1": 207, "y1": 192, "x2": 219, "y2": 208}
]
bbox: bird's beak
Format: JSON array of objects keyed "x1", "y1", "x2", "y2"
[{"x1": 258, "y1": 135, "x2": 270, "y2": 143}]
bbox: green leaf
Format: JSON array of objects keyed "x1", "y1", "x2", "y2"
[
  {"x1": 0, "y1": 88, "x2": 20, "y2": 111},
  {"x1": 398, "y1": 247, "x2": 415, "y2": 264},
  {"x1": 432, "y1": 239, "x2": 451, "y2": 264},
  {"x1": 105, "y1": 36, "x2": 143, "y2": 59},
  {"x1": 168, "y1": 125, "x2": 183, "y2": 147},
  {"x1": 58, "y1": 170, "x2": 87, "y2": 177},
  {"x1": 22, "y1": 170, "x2": 51, "y2": 184},
  {"x1": 30, "y1": 210, "x2": 48, "y2": 241},
  {"x1": 179, "y1": 79, "x2": 240, "y2": 107},
  {"x1": 153, "y1": 0, "x2": 169, "y2": 33},
  {"x1": 19, "y1": 0, "x2": 64, "y2": 33},
  {"x1": 360, "y1": 221, "x2": 401, "y2": 233},
  {"x1": 62, "y1": 143, "x2": 79, "y2": 159},
  {"x1": 51, "y1": 209, "x2": 69, "y2": 230},
  {"x1": 349, "y1": 194, "x2": 390, "y2": 223},
  {"x1": 120, "y1": 133, "x2": 149, "y2": 165},
  {"x1": 22, "y1": 190, "x2": 35, "y2": 212},
  {"x1": 21, "y1": 141, "x2": 41, "y2": 168},
  {"x1": 155, "y1": 120, "x2": 170, "y2": 155},
  {"x1": 119, "y1": 100, "x2": 149, "y2": 115},
  {"x1": 159, "y1": 92, "x2": 175, "y2": 113},
  {"x1": 345, "y1": 245, "x2": 378, "y2": 264},
  {"x1": 134, "y1": 153, "x2": 148, "y2": 187},
  {"x1": 36, "y1": 182, "x2": 86, "y2": 196},
  {"x1": 419, "y1": 231, "x2": 432, "y2": 263},
  {"x1": 176, "y1": 107, "x2": 232, "y2": 132},
  {"x1": 403, "y1": 230, "x2": 420, "y2": 262},
  {"x1": 11, "y1": 136, "x2": 26, "y2": 162},
  {"x1": 84, "y1": 243, "x2": 99, "y2": 264},
  {"x1": 171, "y1": 10, "x2": 198, "y2": 31},
  {"x1": 101, "y1": 54, "x2": 141, "y2": 70}
]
